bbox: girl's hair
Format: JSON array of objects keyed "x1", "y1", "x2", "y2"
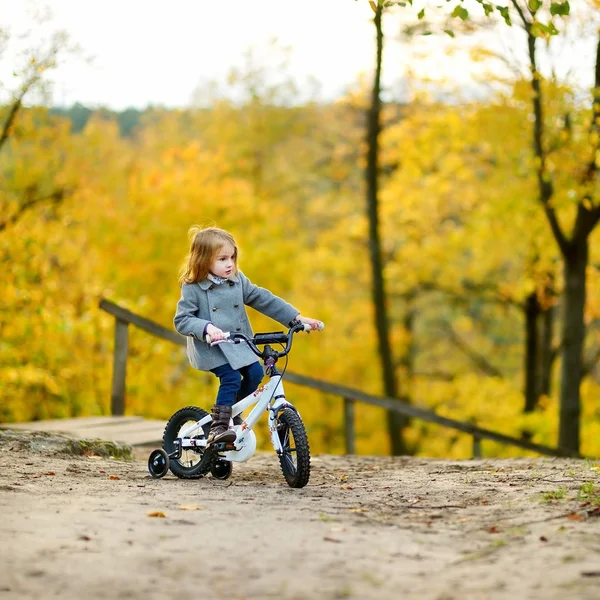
[{"x1": 179, "y1": 226, "x2": 238, "y2": 284}]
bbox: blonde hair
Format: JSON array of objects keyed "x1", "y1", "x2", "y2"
[{"x1": 179, "y1": 226, "x2": 239, "y2": 284}]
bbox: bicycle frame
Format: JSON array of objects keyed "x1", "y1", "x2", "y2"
[{"x1": 177, "y1": 370, "x2": 291, "y2": 462}]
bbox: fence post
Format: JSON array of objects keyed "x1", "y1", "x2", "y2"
[
  {"x1": 111, "y1": 318, "x2": 129, "y2": 415},
  {"x1": 472, "y1": 434, "x2": 482, "y2": 459},
  {"x1": 343, "y1": 397, "x2": 356, "y2": 455}
]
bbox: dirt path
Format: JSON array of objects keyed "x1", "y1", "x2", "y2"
[{"x1": 1, "y1": 430, "x2": 599, "y2": 600}]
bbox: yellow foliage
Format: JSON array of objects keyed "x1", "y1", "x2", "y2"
[{"x1": 2, "y1": 74, "x2": 600, "y2": 460}]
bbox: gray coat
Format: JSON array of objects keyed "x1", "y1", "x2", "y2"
[{"x1": 173, "y1": 271, "x2": 299, "y2": 371}]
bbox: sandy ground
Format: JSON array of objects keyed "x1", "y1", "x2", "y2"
[{"x1": 1, "y1": 430, "x2": 600, "y2": 600}]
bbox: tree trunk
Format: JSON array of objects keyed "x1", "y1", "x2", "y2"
[
  {"x1": 399, "y1": 300, "x2": 416, "y2": 450},
  {"x1": 558, "y1": 241, "x2": 587, "y2": 451},
  {"x1": 523, "y1": 288, "x2": 556, "y2": 414},
  {"x1": 512, "y1": 3, "x2": 600, "y2": 454},
  {"x1": 540, "y1": 302, "x2": 555, "y2": 398},
  {"x1": 523, "y1": 291, "x2": 540, "y2": 413},
  {"x1": 366, "y1": 1, "x2": 408, "y2": 455}
]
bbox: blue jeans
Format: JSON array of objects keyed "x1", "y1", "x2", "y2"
[{"x1": 210, "y1": 361, "x2": 264, "y2": 407}]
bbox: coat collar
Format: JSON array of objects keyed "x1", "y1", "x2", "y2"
[{"x1": 198, "y1": 273, "x2": 240, "y2": 290}]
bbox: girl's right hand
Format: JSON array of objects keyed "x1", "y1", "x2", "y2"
[{"x1": 206, "y1": 324, "x2": 226, "y2": 341}]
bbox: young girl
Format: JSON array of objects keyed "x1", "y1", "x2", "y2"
[{"x1": 174, "y1": 226, "x2": 322, "y2": 445}]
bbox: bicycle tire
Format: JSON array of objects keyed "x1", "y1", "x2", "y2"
[
  {"x1": 277, "y1": 408, "x2": 311, "y2": 488},
  {"x1": 162, "y1": 406, "x2": 212, "y2": 479}
]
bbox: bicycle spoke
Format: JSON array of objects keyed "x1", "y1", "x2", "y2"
[{"x1": 283, "y1": 453, "x2": 295, "y2": 472}]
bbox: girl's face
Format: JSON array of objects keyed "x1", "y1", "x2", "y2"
[{"x1": 209, "y1": 242, "x2": 236, "y2": 279}]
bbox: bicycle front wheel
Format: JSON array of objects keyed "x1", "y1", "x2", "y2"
[{"x1": 277, "y1": 408, "x2": 310, "y2": 488}]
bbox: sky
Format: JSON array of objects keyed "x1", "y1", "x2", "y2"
[
  {"x1": 1, "y1": 0, "x2": 596, "y2": 110},
  {"x1": 2, "y1": 0, "x2": 394, "y2": 109},
  {"x1": 1, "y1": 0, "x2": 484, "y2": 110}
]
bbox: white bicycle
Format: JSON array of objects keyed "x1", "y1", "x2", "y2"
[{"x1": 147, "y1": 320, "x2": 324, "y2": 488}]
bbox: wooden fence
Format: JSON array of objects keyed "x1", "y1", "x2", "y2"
[{"x1": 99, "y1": 298, "x2": 581, "y2": 459}]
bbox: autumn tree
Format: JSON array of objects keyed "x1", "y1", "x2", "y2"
[
  {"x1": 0, "y1": 23, "x2": 74, "y2": 232},
  {"x1": 490, "y1": 1, "x2": 598, "y2": 452},
  {"x1": 364, "y1": 1, "x2": 410, "y2": 455}
]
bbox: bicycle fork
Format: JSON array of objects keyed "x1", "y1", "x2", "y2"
[{"x1": 267, "y1": 377, "x2": 298, "y2": 455}]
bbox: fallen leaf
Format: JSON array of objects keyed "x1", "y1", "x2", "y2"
[
  {"x1": 147, "y1": 511, "x2": 166, "y2": 518},
  {"x1": 540, "y1": 536, "x2": 548, "y2": 542},
  {"x1": 323, "y1": 536, "x2": 342, "y2": 543},
  {"x1": 350, "y1": 508, "x2": 368, "y2": 513},
  {"x1": 339, "y1": 474, "x2": 348, "y2": 483},
  {"x1": 488, "y1": 526, "x2": 500, "y2": 534},
  {"x1": 45, "y1": 472, "x2": 56, "y2": 476},
  {"x1": 178, "y1": 505, "x2": 204, "y2": 511},
  {"x1": 567, "y1": 513, "x2": 585, "y2": 521},
  {"x1": 109, "y1": 475, "x2": 120, "y2": 481},
  {"x1": 341, "y1": 485, "x2": 353, "y2": 490}
]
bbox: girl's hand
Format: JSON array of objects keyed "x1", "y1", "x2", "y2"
[
  {"x1": 206, "y1": 324, "x2": 226, "y2": 341},
  {"x1": 296, "y1": 315, "x2": 323, "y2": 331}
]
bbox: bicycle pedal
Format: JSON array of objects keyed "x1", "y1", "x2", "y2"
[{"x1": 210, "y1": 441, "x2": 236, "y2": 451}]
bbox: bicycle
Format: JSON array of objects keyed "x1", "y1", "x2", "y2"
[{"x1": 147, "y1": 320, "x2": 324, "y2": 488}]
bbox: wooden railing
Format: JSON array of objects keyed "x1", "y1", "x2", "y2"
[{"x1": 99, "y1": 298, "x2": 581, "y2": 459}]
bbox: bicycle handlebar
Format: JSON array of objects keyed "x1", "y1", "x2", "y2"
[{"x1": 204, "y1": 321, "x2": 324, "y2": 359}]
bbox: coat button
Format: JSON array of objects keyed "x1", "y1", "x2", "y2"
[
  {"x1": 236, "y1": 328, "x2": 241, "y2": 332},
  {"x1": 212, "y1": 307, "x2": 217, "y2": 312},
  {"x1": 234, "y1": 304, "x2": 239, "y2": 308}
]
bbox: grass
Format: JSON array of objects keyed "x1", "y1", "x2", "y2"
[
  {"x1": 540, "y1": 486, "x2": 568, "y2": 503},
  {"x1": 577, "y1": 481, "x2": 600, "y2": 505}
]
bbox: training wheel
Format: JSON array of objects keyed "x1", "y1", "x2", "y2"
[
  {"x1": 210, "y1": 459, "x2": 232, "y2": 480},
  {"x1": 148, "y1": 448, "x2": 170, "y2": 478}
]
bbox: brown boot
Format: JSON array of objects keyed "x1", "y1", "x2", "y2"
[{"x1": 207, "y1": 405, "x2": 236, "y2": 445}]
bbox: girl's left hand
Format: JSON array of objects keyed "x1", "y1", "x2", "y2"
[{"x1": 297, "y1": 315, "x2": 323, "y2": 331}]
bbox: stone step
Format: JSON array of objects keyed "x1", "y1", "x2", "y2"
[{"x1": 0, "y1": 416, "x2": 167, "y2": 446}]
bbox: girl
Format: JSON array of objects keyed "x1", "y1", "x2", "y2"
[{"x1": 174, "y1": 226, "x2": 322, "y2": 445}]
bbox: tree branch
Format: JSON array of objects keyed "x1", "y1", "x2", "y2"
[
  {"x1": 418, "y1": 280, "x2": 524, "y2": 310},
  {"x1": 582, "y1": 346, "x2": 600, "y2": 378},
  {"x1": 0, "y1": 188, "x2": 66, "y2": 233},
  {"x1": 518, "y1": 3, "x2": 570, "y2": 255},
  {"x1": 573, "y1": 34, "x2": 600, "y2": 241},
  {"x1": 412, "y1": 370, "x2": 457, "y2": 382},
  {"x1": 0, "y1": 95, "x2": 24, "y2": 153},
  {"x1": 440, "y1": 321, "x2": 504, "y2": 378},
  {"x1": 509, "y1": 0, "x2": 531, "y2": 29},
  {"x1": 1, "y1": 31, "x2": 70, "y2": 154}
]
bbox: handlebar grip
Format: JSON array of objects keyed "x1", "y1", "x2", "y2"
[
  {"x1": 205, "y1": 331, "x2": 231, "y2": 344},
  {"x1": 302, "y1": 321, "x2": 325, "y2": 332}
]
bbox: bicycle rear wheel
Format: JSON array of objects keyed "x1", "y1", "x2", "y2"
[
  {"x1": 163, "y1": 406, "x2": 211, "y2": 479},
  {"x1": 277, "y1": 408, "x2": 310, "y2": 488}
]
